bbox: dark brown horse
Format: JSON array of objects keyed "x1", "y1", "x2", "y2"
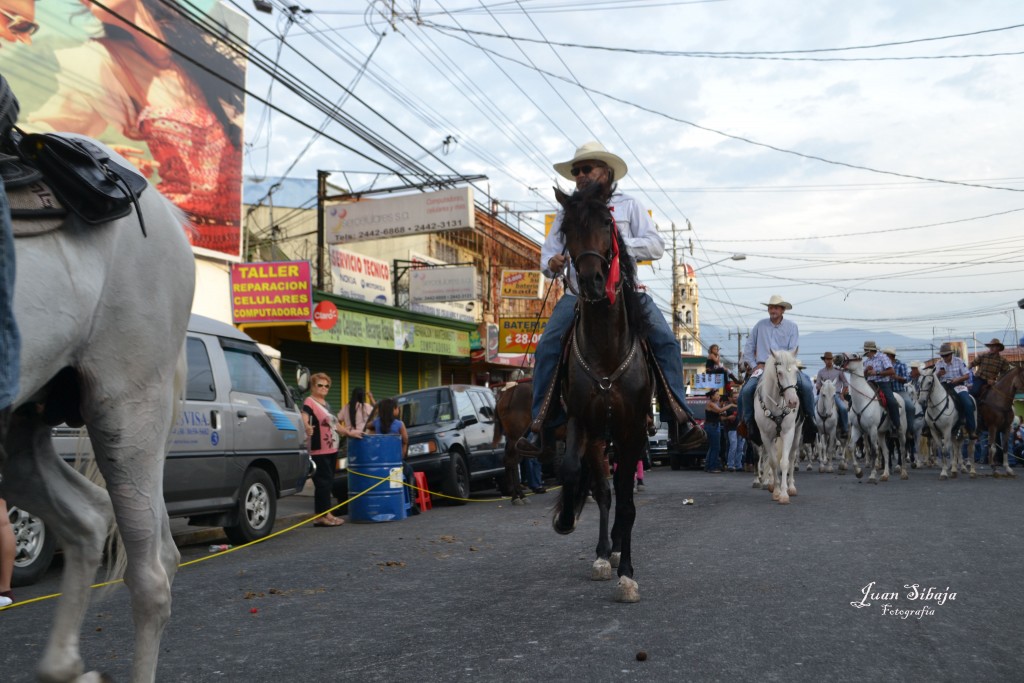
[
  {"x1": 553, "y1": 183, "x2": 653, "y2": 603},
  {"x1": 977, "y1": 366, "x2": 1024, "y2": 477},
  {"x1": 492, "y1": 379, "x2": 535, "y2": 504}
]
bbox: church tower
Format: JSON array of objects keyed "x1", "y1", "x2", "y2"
[{"x1": 673, "y1": 262, "x2": 701, "y2": 356}]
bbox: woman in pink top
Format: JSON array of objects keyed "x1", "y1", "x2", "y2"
[{"x1": 302, "y1": 372, "x2": 345, "y2": 527}]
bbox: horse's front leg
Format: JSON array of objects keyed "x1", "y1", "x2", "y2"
[
  {"x1": 503, "y1": 444, "x2": 525, "y2": 504},
  {"x1": 554, "y1": 420, "x2": 584, "y2": 535},
  {"x1": 590, "y1": 442, "x2": 614, "y2": 581},
  {"x1": 4, "y1": 411, "x2": 113, "y2": 683},
  {"x1": 611, "y1": 452, "x2": 639, "y2": 603},
  {"x1": 879, "y1": 434, "x2": 892, "y2": 482},
  {"x1": 775, "y1": 425, "x2": 795, "y2": 504},
  {"x1": 999, "y1": 428, "x2": 1016, "y2": 477}
]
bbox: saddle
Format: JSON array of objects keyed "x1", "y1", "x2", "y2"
[
  {"x1": 1, "y1": 74, "x2": 148, "y2": 236},
  {"x1": 529, "y1": 309, "x2": 685, "y2": 434}
]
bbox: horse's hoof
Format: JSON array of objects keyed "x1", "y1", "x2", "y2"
[
  {"x1": 939, "y1": 473, "x2": 948, "y2": 481},
  {"x1": 771, "y1": 489, "x2": 780, "y2": 501},
  {"x1": 855, "y1": 468, "x2": 863, "y2": 479},
  {"x1": 900, "y1": 471, "x2": 908, "y2": 481},
  {"x1": 1006, "y1": 468, "x2": 1017, "y2": 478},
  {"x1": 592, "y1": 558, "x2": 613, "y2": 581},
  {"x1": 552, "y1": 518, "x2": 575, "y2": 535},
  {"x1": 950, "y1": 471, "x2": 958, "y2": 479},
  {"x1": 767, "y1": 482, "x2": 776, "y2": 493},
  {"x1": 610, "y1": 552, "x2": 621, "y2": 569},
  {"x1": 969, "y1": 471, "x2": 977, "y2": 479},
  {"x1": 880, "y1": 474, "x2": 889, "y2": 482},
  {"x1": 787, "y1": 487, "x2": 797, "y2": 497},
  {"x1": 512, "y1": 497, "x2": 526, "y2": 506},
  {"x1": 751, "y1": 479, "x2": 760, "y2": 489},
  {"x1": 777, "y1": 494, "x2": 790, "y2": 505},
  {"x1": 615, "y1": 576, "x2": 640, "y2": 603}
]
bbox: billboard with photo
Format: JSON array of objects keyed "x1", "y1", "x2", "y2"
[{"x1": 0, "y1": 0, "x2": 247, "y2": 260}]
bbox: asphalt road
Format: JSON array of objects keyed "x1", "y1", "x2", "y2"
[{"x1": 3, "y1": 462, "x2": 1023, "y2": 682}]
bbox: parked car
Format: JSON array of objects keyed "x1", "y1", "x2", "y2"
[
  {"x1": 9, "y1": 314, "x2": 310, "y2": 586},
  {"x1": 663, "y1": 395, "x2": 710, "y2": 470},
  {"x1": 394, "y1": 385, "x2": 505, "y2": 504}
]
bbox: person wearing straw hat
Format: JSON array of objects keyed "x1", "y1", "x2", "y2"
[
  {"x1": 739, "y1": 294, "x2": 816, "y2": 446},
  {"x1": 814, "y1": 351, "x2": 849, "y2": 439},
  {"x1": 935, "y1": 342, "x2": 976, "y2": 439},
  {"x1": 862, "y1": 340, "x2": 902, "y2": 435},
  {"x1": 517, "y1": 141, "x2": 705, "y2": 457},
  {"x1": 969, "y1": 338, "x2": 1011, "y2": 399},
  {"x1": 883, "y1": 346, "x2": 917, "y2": 455}
]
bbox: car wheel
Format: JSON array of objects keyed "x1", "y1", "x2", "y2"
[
  {"x1": 442, "y1": 452, "x2": 470, "y2": 505},
  {"x1": 9, "y1": 506, "x2": 57, "y2": 587},
  {"x1": 224, "y1": 468, "x2": 277, "y2": 545}
]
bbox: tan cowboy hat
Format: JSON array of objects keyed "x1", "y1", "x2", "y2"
[
  {"x1": 762, "y1": 294, "x2": 792, "y2": 310},
  {"x1": 985, "y1": 338, "x2": 1006, "y2": 351},
  {"x1": 939, "y1": 342, "x2": 954, "y2": 356},
  {"x1": 882, "y1": 346, "x2": 897, "y2": 357},
  {"x1": 821, "y1": 351, "x2": 834, "y2": 361},
  {"x1": 910, "y1": 360, "x2": 924, "y2": 369},
  {"x1": 863, "y1": 341, "x2": 878, "y2": 352},
  {"x1": 553, "y1": 141, "x2": 628, "y2": 181},
  {"x1": 796, "y1": 359, "x2": 806, "y2": 369}
]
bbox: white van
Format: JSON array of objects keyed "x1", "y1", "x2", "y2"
[{"x1": 10, "y1": 314, "x2": 310, "y2": 586}]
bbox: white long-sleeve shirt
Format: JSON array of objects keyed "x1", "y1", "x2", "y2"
[{"x1": 540, "y1": 191, "x2": 664, "y2": 290}]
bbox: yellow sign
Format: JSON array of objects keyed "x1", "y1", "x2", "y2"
[
  {"x1": 498, "y1": 317, "x2": 548, "y2": 354},
  {"x1": 500, "y1": 269, "x2": 543, "y2": 299}
]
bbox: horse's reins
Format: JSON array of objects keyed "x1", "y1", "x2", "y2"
[
  {"x1": 757, "y1": 364, "x2": 800, "y2": 434},
  {"x1": 920, "y1": 374, "x2": 955, "y2": 424},
  {"x1": 844, "y1": 366, "x2": 892, "y2": 433}
]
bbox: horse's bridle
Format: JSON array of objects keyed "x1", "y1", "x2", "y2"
[
  {"x1": 563, "y1": 210, "x2": 621, "y2": 304},
  {"x1": 757, "y1": 362, "x2": 799, "y2": 432},
  {"x1": 919, "y1": 372, "x2": 954, "y2": 423}
]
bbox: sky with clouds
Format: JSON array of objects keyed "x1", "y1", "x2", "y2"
[{"x1": 241, "y1": 0, "x2": 1024, "y2": 349}]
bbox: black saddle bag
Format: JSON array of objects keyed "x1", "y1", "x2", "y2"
[{"x1": 16, "y1": 131, "x2": 149, "y2": 233}]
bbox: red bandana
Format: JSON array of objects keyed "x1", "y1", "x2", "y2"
[{"x1": 606, "y1": 217, "x2": 621, "y2": 305}]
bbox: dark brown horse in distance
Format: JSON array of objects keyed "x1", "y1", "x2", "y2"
[{"x1": 977, "y1": 366, "x2": 1024, "y2": 477}]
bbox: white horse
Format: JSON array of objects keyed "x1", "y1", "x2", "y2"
[
  {"x1": 843, "y1": 355, "x2": 908, "y2": 482},
  {"x1": 916, "y1": 367, "x2": 976, "y2": 480},
  {"x1": 2, "y1": 137, "x2": 195, "y2": 682},
  {"x1": 813, "y1": 379, "x2": 839, "y2": 473},
  {"x1": 752, "y1": 349, "x2": 802, "y2": 504}
]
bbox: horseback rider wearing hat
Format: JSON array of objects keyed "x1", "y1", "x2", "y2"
[
  {"x1": 862, "y1": 341, "x2": 902, "y2": 434},
  {"x1": 517, "y1": 141, "x2": 705, "y2": 457},
  {"x1": 969, "y1": 338, "x2": 1010, "y2": 399},
  {"x1": 814, "y1": 351, "x2": 849, "y2": 439},
  {"x1": 935, "y1": 342, "x2": 977, "y2": 439},
  {"x1": 882, "y1": 346, "x2": 917, "y2": 454},
  {"x1": 739, "y1": 294, "x2": 817, "y2": 446}
]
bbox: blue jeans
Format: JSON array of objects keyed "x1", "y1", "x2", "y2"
[
  {"x1": 531, "y1": 293, "x2": 692, "y2": 425},
  {"x1": 727, "y1": 431, "x2": 745, "y2": 469},
  {"x1": 834, "y1": 395, "x2": 849, "y2": 434},
  {"x1": 704, "y1": 423, "x2": 722, "y2": 470},
  {"x1": 0, "y1": 177, "x2": 19, "y2": 411},
  {"x1": 740, "y1": 370, "x2": 815, "y2": 428},
  {"x1": 953, "y1": 388, "x2": 977, "y2": 433},
  {"x1": 876, "y1": 382, "x2": 901, "y2": 432},
  {"x1": 521, "y1": 457, "x2": 543, "y2": 489}
]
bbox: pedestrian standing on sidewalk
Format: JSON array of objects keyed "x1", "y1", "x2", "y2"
[
  {"x1": 704, "y1": 388, "x2": 725, "y2": 473},
  {"x1": 723, "y1": 386, "x2": 744, "y2": 471},
  {"x1": 303, "y1": 372, "x2": 345, "y2": 527}
]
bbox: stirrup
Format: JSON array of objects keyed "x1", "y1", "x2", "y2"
[{"x1": 516, "y1": 431, "x2": 542, "y2": 456}]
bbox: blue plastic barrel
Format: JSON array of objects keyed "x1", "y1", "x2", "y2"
[{"x1": 348, "y1": 435, "x2": 407, "y2": 523}]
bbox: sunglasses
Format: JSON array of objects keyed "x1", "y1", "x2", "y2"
[
  {"x1": 570, "y1": 164, "x2": 604, "y2": 177},
  {"x1": 315, "y1": 383, "x2": 330, "y2": 388},
  {"x1": 1, "y1": 9, "x2": 39, "y2": 37}
]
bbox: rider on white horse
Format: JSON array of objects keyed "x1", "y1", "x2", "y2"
[
  {"x1": 862, "y1": 341, "x2": 902, "y2": 434},
  {"x1": 814, "y1": 351, "x2": 849, "y2": 440},
  {"x1": 740, "y1": 294, "x2": 816, "y2": 446},
  {"x1": 882, "y1": 346, "x2": 917, "y2": 452},
  {"x1": 935, "y1": 342, "x2": 977, "y2": 439}
]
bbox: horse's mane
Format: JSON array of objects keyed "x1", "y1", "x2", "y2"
[{"x1": 559, "y1": 183, "x2": 648, "y2": 338}]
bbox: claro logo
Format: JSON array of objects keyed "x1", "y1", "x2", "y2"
[{"x1": 313, "y1": 301, "x2": 338, "y2": 330}]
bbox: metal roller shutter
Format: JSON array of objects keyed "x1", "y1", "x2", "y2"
[
  {"x1": 280, "y1": 340, "x2": 343, "y2": 409},
  {"x1": 367, "y1": 348, "x2": 401, "y2": 399},
  {"x1": 400, "y1": 354, "x2": 419, "y2": 393}
]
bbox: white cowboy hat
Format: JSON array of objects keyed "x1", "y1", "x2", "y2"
[
  {"x1": 881, "y1": 346, "x2": 897, "y2": 356},
  {"x1": 762, "y1": 294, "x2": 792, "y2": 310},
  {"x1": 553, "y1": 141, "x2": 628, "y2": 181},
  {"x1": 909, "y1": 360, "x2": 924, "y2": 369}
]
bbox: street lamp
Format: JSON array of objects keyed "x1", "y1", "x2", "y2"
[{"x1": 693, "y1": 253, "x2": 746, "y2": 272}]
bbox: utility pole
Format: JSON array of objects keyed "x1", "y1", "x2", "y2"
[
  {"x1": 670, "y1": 222, "x2": 679, "y2": 340},
  {"x1": 729, "y1": 328, "x2": 748, "y2": 367},
  {"x1": 316, "y1": 170, "x2": 327, "y2": 290}
]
